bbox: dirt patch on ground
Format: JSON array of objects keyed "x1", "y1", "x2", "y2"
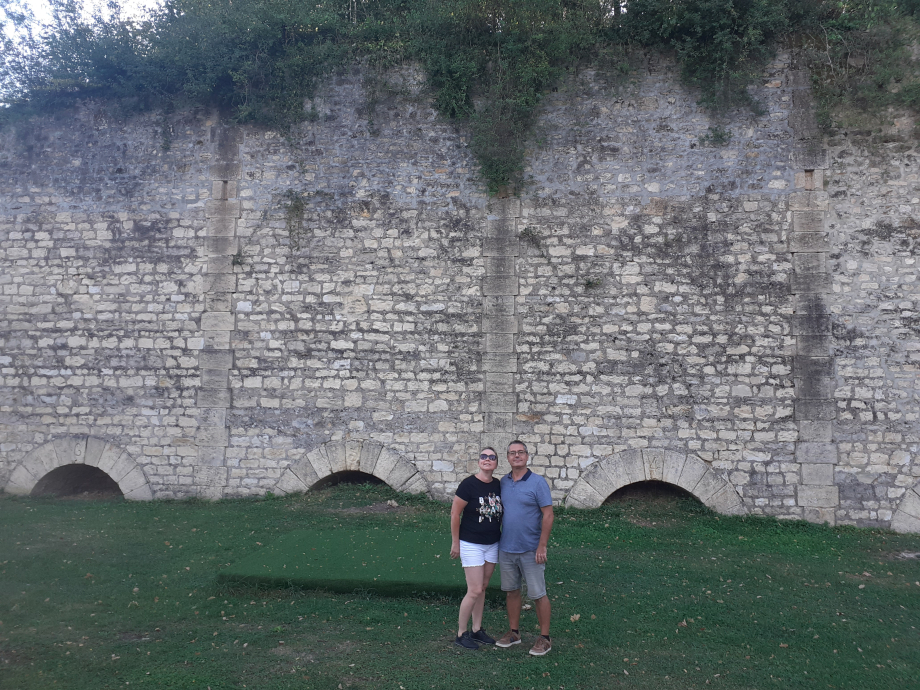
[{"x1": 335, "y1": 502, "x2": 413, "y2": 514}]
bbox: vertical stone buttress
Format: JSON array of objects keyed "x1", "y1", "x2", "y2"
[
  {"x1": 481, "y1": 198, "x2": 521, "y2": 473},
  {"x1": 789, "y1": 70, "x2": 837, "y2": 524},
  {"x1": 194, "y1": 125, "x2": 243, "y2": 499}
]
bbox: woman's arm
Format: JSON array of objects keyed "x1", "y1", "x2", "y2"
[{"x1": 450, "y1": 496, "x2": 467, "y2": 559}]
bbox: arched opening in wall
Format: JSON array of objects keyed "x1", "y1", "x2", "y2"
[
  {"x1": 30, "y1": 465, "x2": 124, "y2": 500},
  {"x1": 310, "y1": 471, "x2": 387, "y2": 491},
  {"x1": 602, "y1": 481, "x2": 704, "y2": 526}
]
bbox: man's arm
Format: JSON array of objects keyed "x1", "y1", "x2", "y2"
[{"x1": 535, "y1": 505, "x2": 554, "y2": 564}]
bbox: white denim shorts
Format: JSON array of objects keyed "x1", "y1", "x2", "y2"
[{"x1": 459, "y1": 540, "x2": 499, "y2": 568}]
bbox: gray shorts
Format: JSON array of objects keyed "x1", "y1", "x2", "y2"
[{"x1": 498, "y1": 550, "x2": 547, "y2": 600}]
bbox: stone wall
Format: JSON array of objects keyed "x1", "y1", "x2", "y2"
[{"x1": 1, "y1": 55, "x2": 918, "y2": 531}]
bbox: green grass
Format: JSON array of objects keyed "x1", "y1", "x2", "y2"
[
  {"x1": 218, "y1": 526, "x2": 500, "y2": 600},
  {"x1": 1, "y1": 483, "x2": 919, "y2": 689}
]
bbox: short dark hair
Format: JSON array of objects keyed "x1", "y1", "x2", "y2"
[{"x1": 507, "y1": 440, "x2": 528, "y2": 454}]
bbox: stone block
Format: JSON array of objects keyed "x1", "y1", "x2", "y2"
[
  {"x1": 706, "y1": 484, "x2": 744, "y2": 515},
  {"x1": 485, "y1": 373, "x2": 514, "y2": 391},
  {"x1": 484, "y1": 295, "x2": 515, "y2": 315},
  {"x1": 373, "y1": 448, "x2": 402, "y2": 484},
  {"x1": 482, "y1": 353, "x2": 517, "y2": 373},
  {"x1": 6, "y1": 464, "x2": 37, "y2": 494},
  {"x1": 195, "y1": 466, "x2": 227, "y2": 500},
  {"x1": 791, "y1": 272, "x2": 831, "y2": 294},
  {"x1": 483, "y1": 391, "x2": 516, "y2": 412},
  {"x1": 484, "y1": 333, "x2": 515, "y2": 353},
  {"x1": 789, "y1": 191, "x2": 828, "y2": 212},
  {"x1": 205, "y1": 199, "x2": 241, "y2": 219},
  {"x1": 796, "y1": 442, "x2": 837, "y2": 464},
  {"x1": 789, "y1": 233, "x2": 830, "y2": 253},
  {"x1": 482, "y1": 315, "x2": 518, "y2": 333},
  {"x1": 204, "y1": 274, "x2": 237, "y2": 292},
  {"x1": 797, "y1": 335, "x2": 830, "y2": 356},
  {"x1": 487, "y1": 198, "x2": 521, "y2": 222},
  {"x1": 791, "y1": 314, "x2": 831, "y2": 335},
  {"x1": 661, "y1": 451, "x2": 688, "y2": 486},
  {"x1": 792, "y1": 253, "x2": 826, "y2": 274},
  {"x1": 201, "y1": 312, "x2": 235, "y2": 331},
  {"x1": 196, "y1": 426, "x2": 228, "y2": 446},
  {"x1": 794, "y1": 356, "x2": 833, "y2": 378},
  {"x1": 119, "y1": 466, "x2": 149, "y2": 494},
  {"x1": 795, "y1": 399, "x2": 837, "y2": 421},
  {"x1": 795, "y1": 375, "x2": 835, "y2": 399},
  {"x1": 201, "y1": 369, "x2": 229, "y2": 389},
  {"x1": 797, "y1": 485, "x2": 839, "y2": 508},
  {"x1": 205, "y1": 237, "x2": 238, "y2": 256},
  {"x1": 54, "y1": 436, "x2": 88, "y2": 465},
  {"x1": 208, "y1": 217, "x2": 237, "y2": 238},
  {"x1": 798, "y1": 421, "x2": 833, "y2": 442},
  {"x1": 290, "y1": 457, "x2": 321, "y2": 489},
  {"x1": 383, "y1": 460, "x2": 417, "y2": 491},
  {"x1": 197, "y1": 446, "x2": 226, "y2": 466},
  {"x1": 803, "y1": 507, "x2": 836, "y2": 525},
  {"x1": 483, "y1": 236, "x2": 519, "y2": 256},
  {"x1": 200, "y1": 350, "x2": 233, "y2": 369},
  {"x1": 95, "y1": 445, "x2": 126, "y2": 477},
  {"x1": 642, "y1": 448, "x2": 666, "y2": 481},
  {"x1": 795, "y1": 441, "x2": 837, "y2": 464},
  {"x1": 208, "y1": 258, "x2": 234, "y2": 277},
  {"x1": 306, "y1": 446, "x2": 332, "y2": 478},
  {"x1": 582, "y1": 461, "x2": 622, "y2": 500},
  {"x1": 205, "y1": 330, "x2": 231, "y2": 350},
  {"x1": 894, "y1": 489, "x2": 920, "y2": 519},
  {"x1": 802, "y1": 464, "x2": 834, "y2": 485},
  {"x1": 210, "y1": 162, "x2": 241, "y2": 179},
  {"x1": 325, "y1": 442, "x2": 348, "y2": 474},
  {"x1": 124, "y1": 483, "x2": 154, "y2": 501},
  {"x1": 27, "y1": 443, "x2": 60, "y2": 477},
  {"x1": 345, "y1": 440, "x2": 363, "y2": 472},
  {"x1": 485, "y1": 412, "x2": 514, "y2": 432},
  {"x1": 565, "y1": 479, "x2": 605, "y2": 509},
  {"x1": 485, "y1": 256, "x2": 517, "y2": 275},
  {"x1": 482, "y1": 274, "x2": 518, "y2": 296},
  {"x1": 678, "y1": 456, "x2": 709, "y2": 493},
  {"x1": 793, "y1": 210, "x2": 825, "y2": 234},
  {"x1": 891, "y1": 491, "x2": 920, "y2": 533},
  {"x1": 400, "y1": 473, "x2": 429, "y2": 495},
  {"x1": 84, "y1": 437, "x2": 108, "y2": 467},
  {"x1": 359, "y1": 441, "x2": 384, "y2": 475},
  {"x1": 274, "y1": 468, "x2": 309, "y2": 496},
  {"x1": 693, "y1": 471, "x2": 726, "y2": 504},
  {"x1": 606, "y1": 450, "x2": 645, "y2": 488},
  {"x1": 197, "y1": 388, "x2": 232, "y2": 407},
  {"x1": 105, "y1": 453, "x2": 137, "y2": 482}
]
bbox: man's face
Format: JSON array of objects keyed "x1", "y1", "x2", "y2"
[{"x1": 507, "y1": 443, "x2": 528, "y2": 469}]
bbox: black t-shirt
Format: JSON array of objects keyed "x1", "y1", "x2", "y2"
[{"x1": 455, "y1": 475, "x2": 503, "y2": 545}]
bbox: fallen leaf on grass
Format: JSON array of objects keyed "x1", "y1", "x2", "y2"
[
  {"x1": 779, "y1": 643, "x2": 788, "y2": 648},
  {"x1": 570, "y1": 614, "x2": 580, "y2": 622}
]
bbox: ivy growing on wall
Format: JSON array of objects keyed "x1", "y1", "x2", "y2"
[{"x1": 2, "y1": 0, "x2": 919, "y2": 193}]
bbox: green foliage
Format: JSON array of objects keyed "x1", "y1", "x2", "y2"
[
  {"x1": 699, "y1": 123, "x2": 733, "y2": 146},
  {"x1": 4, "y1": 1, "x2": 920, "y2": 189}
]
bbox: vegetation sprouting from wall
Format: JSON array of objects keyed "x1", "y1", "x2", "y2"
[{"x1": 2, "y1": 0, "x2": 920, "y2": 192}]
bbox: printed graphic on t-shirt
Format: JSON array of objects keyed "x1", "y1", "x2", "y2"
[{"x1": 477, "y1": 493, "x2": 502, "y2": 523}]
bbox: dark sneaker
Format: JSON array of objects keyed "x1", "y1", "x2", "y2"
[
  {"x1": 454, "y1": 631, "x2": 479, "y2": 650},
  {"x1": 495, "y1": 630, "x2": 521, "y2": 648},
  {"x1": 470, "y1": 628, "x2": 496, "y2": 645},
  {"x1": 529, "y1": 636, "x2": 551, "y2": 656}
]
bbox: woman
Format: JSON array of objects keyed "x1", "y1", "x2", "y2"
[{"x1": 450, "y1": 447, "x2": 503, "y2": 649}]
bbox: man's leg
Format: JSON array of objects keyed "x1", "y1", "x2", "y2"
[
  {"x1": 505, "y1": 587, "x2": 522, "y2": 632},
  {"x1": 533, "y1": 594, "x2": 551, "y2": 636}
]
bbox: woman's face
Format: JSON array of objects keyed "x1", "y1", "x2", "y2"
[{"x1": 478, "y1": 448, "x2": 498, "y2": 471}]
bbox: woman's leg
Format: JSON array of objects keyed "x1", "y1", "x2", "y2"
[
  {"x1": 458, "y1": 564, "x2": 486, "y2": 636},
  {"x1": 470, "y1": 561, "x2": 496, "y2": 632}
]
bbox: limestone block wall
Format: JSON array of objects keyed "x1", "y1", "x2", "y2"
[{"x1": 1, "y1": 56, "x2": 918, "y2": 531}]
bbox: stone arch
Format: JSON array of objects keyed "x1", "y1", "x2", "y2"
[
  {"x1": 564, "y1": 449, "x2": 744, "y2": 515},
  {"x1": 4, "y1": 436, "x2": 153, "y2": 500},
  {"x1": 890, "y1": 485, "x2": 920, "y2": 533},
  {"x1": 271, "y1": 439, "x2": 429, "y2": 497}
]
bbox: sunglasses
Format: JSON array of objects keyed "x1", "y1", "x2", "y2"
[{"x1": 479, "y1": 453, "x2": 498, "y2": 461}]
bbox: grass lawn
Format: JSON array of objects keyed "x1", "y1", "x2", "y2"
[{"x1": 1, "y1": 483, "x2": 918, "y2": 689}]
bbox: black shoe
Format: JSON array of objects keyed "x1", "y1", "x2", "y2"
[
  {"x1": 454, "y1": 631, "x2": 479, "y2": 650},
  {"x1": 470, "y1": 628, "x2": 496, "y2": 645}
]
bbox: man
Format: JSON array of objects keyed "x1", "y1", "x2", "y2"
[{"x1": 495, "y1": 440, "x2": 555, "y2": 656}]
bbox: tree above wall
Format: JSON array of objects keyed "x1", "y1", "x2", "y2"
[{"x1": 3, "y1": 0, "x2": 919, "y2": 192}]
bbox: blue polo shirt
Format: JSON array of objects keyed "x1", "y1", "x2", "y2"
[{"x1": 498, "y1": 469, "x2": 553, "y2": 553}]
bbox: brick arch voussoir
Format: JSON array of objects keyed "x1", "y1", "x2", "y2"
[
  {"x1": 890, "y1": 485, "x2": 920, "y2": 534},
  {"x1": 564, "y1": 449, "x2": 745, "y2": 516},
  {"x1": 273, "y1": 439, "x2": 430, "y2": 497},
  {"x1": 4, "y1": 436, "x2": 153, "y2": 500}
]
